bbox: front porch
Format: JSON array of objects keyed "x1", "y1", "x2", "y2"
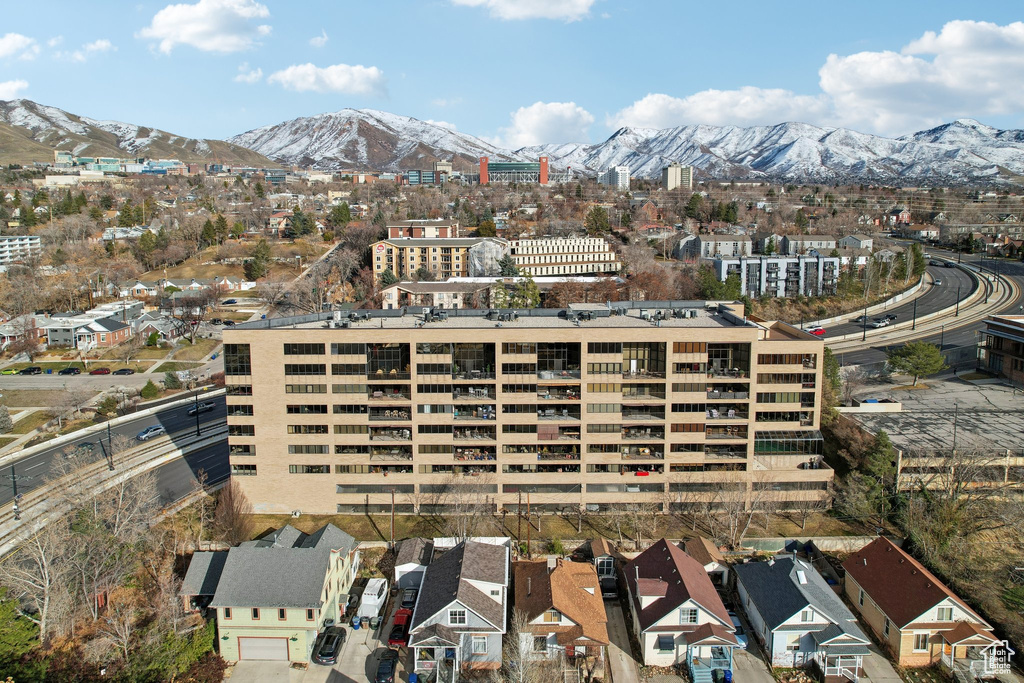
[
  {"x1": 939, "y1": 624, "x2": 1002, "y2": 682},
  {"x1": 413, "y1": 628, "x2": 460, "y2": 683},
  {"x1": 684, "y1": 625, "x2": 738, "y2": 683}
]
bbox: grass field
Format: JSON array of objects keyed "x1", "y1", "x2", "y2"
[
  {"x1": 173, "y1": 338, "x2": 220, "y2": 361},
  {"x1": 11, "y1": 410, "x2": 51, "y2": 434},
  {"x1": 100, "y1": 346, "x2": 171, "y2": 361},
  {"x1": 0, "y1": 437, "x2": 15, "y2": 449},
  {"x1": 0, "y1": 390, "x2": 101, "y2": 408}
]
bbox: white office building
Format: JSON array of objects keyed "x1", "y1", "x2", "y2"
[
  {"x1": 597, "y1": 166, "x2": 630, "y2": 190},
  {"x1": 662, "y1": 163, "x2": 694, "y2": 192},
  {"x1": 0, "y1": 235, "x2": 41, "y2": 265}
]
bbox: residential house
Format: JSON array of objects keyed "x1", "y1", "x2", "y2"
[
  {"x1": 134, "y1": 311, "x2": 184, "y2": 343},
  {"x1": 901, "y1": 225, "x2": 940, "y2": 241},
  {"x1": 513, "y1": 558, "x2": 609, "y2": 662},
  {"x1": 0, "y1": 313, "x2": 48, "y2": 351},
  {"x1": 695, "y1": 235, "x2": 753, "y2": 258},
  {"x1": 752, "y1": 231, "x2": 784, "y2": 254},
  {"x1": 733, "y1": 556, "x2": 870, "y2": 682},
  {"x1": 40, "y1": 315, "x2": 132, "y2": 350},
  {"x1": 267, "y1": 211, "x2": 293, "y2": 237},
  {"x1": 888, "y1": 207, "x2": 912, "y2": 226},
  {"x1": 623, "y1": 539, "x2": 738, "y2": 681},
  {"x1": 189, "y1": 524, "x2": 359, "y2": 662},
  {"x1": 843, "y1": 537, "x2": 998, "y2": 674},
  {"x1": 782, "y1": 235, "x2": 837, "y2": 256},
  {"x1": 629, "y1": 199, "x2": 661, "y2": 223},
  {"x1": 830, "y1": 247, "x2": 871, "y2": 274},
  {"x1": 394, "y1": 537, "x2": 433, "y2": 589},
  {"x1": 380, "y1": 281, "x2": 490, "y2": 310},
  {"x1": 179, "y1": 551, "x2": 227, "y2": 613},
  {"x1": 121, "y1": 280, "x2": 160, "y2": 298},
  {"x1": 683, "y1": 537, "x2": 728, "y2": 586},
  {"x1": 838, "y1": 234, "x2": 873, "y2": 251},
  {"x1": 409, "y1": 538, "x2": 510, "y2": 677}
]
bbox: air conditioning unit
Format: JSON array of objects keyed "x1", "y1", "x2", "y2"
[{"x1": 291, "y1": 510, "x2": 302, "y2": 518}]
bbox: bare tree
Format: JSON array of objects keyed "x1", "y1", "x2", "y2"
[
  {"x1": 213, "y1": 479, "x2": 254, "y2": 546},
  {"x1": 100, "y1": 471, "x2": 159, "y2": 543},
  {"x1": 170, "y1": 287, "x2": 218, "y2": 343},
  {"x1": 625, "y1": 501, "x2": 660, "y2": 550},
  {"x1": 95, "y1": 588, "x2": 140, "y2": 662},
  {"x1": 427, "y1": 472, "x2": 498, "y2": 542},
  {"x1": 0, "y1": 517, "x2": 74, "y2": 640},
  {"x1": 256, "y1": 276, "x2": 291, "y2": 311},
  {"x1": 492, "y1": 608, "x2": 553, "y2": 683},
  {"x1": 841, "y1": 365, "x2": 869, "y2": 407}
]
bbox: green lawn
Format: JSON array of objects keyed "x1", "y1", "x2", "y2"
[
  {"x1": 11, "y1": 410, "x2": 51, "y2": 434},
  {"x1": 173, "y1": 338, "x2": 220, "y2": 362}
]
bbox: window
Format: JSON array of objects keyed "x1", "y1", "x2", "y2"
[
  {"x1": 883, "y1": 619, "x2": 890, "y2": 637},
  {"x1": 471, "y1": 635, "x2": 487, "y2": 654},
  {"x1": 227, "y1": 385, "x2": 253, "y2": 396},
  {"x1": 224, "y1": 344, "x2": 251, "y2": 375},
  {"x1": 287, "y1": 424, "x2": 328, "y2": 434},
  {"x1": 596, "y1": 557, "x2": 613, "y2": 576},
  {"x1": 252, "y1": 608, "x2": 260, "y2": 620},
  {"x1": 588, "y1": 342, "x2": 622, "y2": 354},
  {"x1": 285, "y1": 363, "x2": 326, "y2": 376},
  {"x1": 544, "y1": 610, "x2": 561, "y2": 623},
  {"x1": 914, "y1": 633, "x2": 929, "y2": 652},
  {"x1": 231, "y1": 464, "x2": 257, "y2": 476},
  {"x1": 680, "y1": 608, "x2": 698, "y2": 624},
  {"x1": 227, "y1": 404, "x2": 254, "y2": 416},
  {"x1": 306, "y1": 609, "x2": 315, "y2": 621},
  {"x1": 278, "y1": 608, "x2": 286, "y2": 620},
  {"x1": 587, "y1": 403, "x2": 621, "y2": 413},
  {"x1": 287, "y1": 404, "x2": 327, "y2": 414},
  {"x1": 223, "y1": 607, "x2": 231, "y2": 619},
  {"x1": 285, "y1": 384, "x2": 327, "y2": 394},
  {"x1": 284, "y1": 343, "x2": 325, "y2": 355},
  {"x1": 230, "y1": 444, "x2": 256, "y2": 456},
  {"x1": 533, "y1": 636, "x2": 548, "y2": 653},
  {"x1": 448, "y1": 609, "x2": 466, "y2": 625},
  {"x1": 289, "y1": 445, "x2": 328, "y2": 454},
  {"x1": 800, "y1": 609, "x2": 813, "y2": 622},
  {"x1": 289, "y1": 465, "x2": 330, "y2": 474},
  {"x1": 333, "y1": 363, "x2": 368, "y2": 375},
  {"x1": 228, "y1": 425, "x2": 255, "y2": 436},
  {"x1": 334, "y1": 425, "x2": 368, "y2": 434},
  {"x1": 503, "y1": 343, "x2": 536, "y2": 354},
  {"x1": 673, "y1": 342, "x2": 707, "y2": 354},
  {"x1": 332, "y1": 384, "x2": 367, "y2": 394},
  {"x1": 335, "y1": 446, "x2": 370, "y2": 455},
  {"x1": 858, "y1": 589, "x2": 864, "y2": 607},
  {"x1": 657, "y1": 635, "x2": 674, "y2": 653},
  {"x1": 786, "y1": 634, "x2": 801, "y2": 651},
  {"x1": 331, "y1": 343, "x2": 366, "y2": 355},
  {"x1": 936, "y1": 607, "x2": 953, "y2": 621}
]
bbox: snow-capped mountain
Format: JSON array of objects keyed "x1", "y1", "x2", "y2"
[
  {"x1": 0, "y1": 99, "x2": 270, "y2": 166},
  {"x1": 233, "y1": 109, "x2": 1024, "y2": 183},
  {"x1": 228, "y1": 109, "x2": 517, "y2": 172}
]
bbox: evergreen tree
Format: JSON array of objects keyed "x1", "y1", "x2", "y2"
[
  {"x1": 584, "y1": 206, "x2": 610, "y2": 235},
  {"x1": 512, "y1": 274, "x2": 541, "y2": 308},
  {"x1": 254, "y1": 182, "x2": 265, "y2": 199},
  {"x1": 141, "y1": 380, "x2": 160, "y2": 399},
  {"x1": 164, "y1": 371, "x2": 182, "y2": 389},
  {"x1": 886, "y1": 341, "x2": 947, "y2": 386},
  {"x1": 243, "y1": 239, "x2": 272, "y2": 280},
  {"x1": 201, "y1": 219, "x2": 217, "y2": 246},
  {"x1": 119, "y1": 199, "x2": 136, "y2": 227},
  {"x1": 794, "y1": 209, "x2": 809, "y2": 230},
  {"x1": 230, "y1": 221, "x2": 246, "y2": 239},
  {"x1": 328, "y1": 202, "x2": 352, "y2": 227},
  {"x1": 684, "y1": 193, "x2": 703, "y2": 219},
  {"x1": 379, "y1": 268, "x2": 398, "y2": 286},
  {"x1": 497, "y1": 254, "x2": 519, "y2": 277},
  {"x1": 215, "y1": 214, "x2": 229, "y2": 243},
  {"x1": 476, "y1": 219, "x2": 497, "y2": 237},
  {"x1": 763, "y1": 236, "x2": 777, "y2": 255}
]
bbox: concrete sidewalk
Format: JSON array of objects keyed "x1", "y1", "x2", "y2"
[{"x1": 604, "y1": 601, "x2": 640, "y2": 683}]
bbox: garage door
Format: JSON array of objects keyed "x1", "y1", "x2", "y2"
[
  {"x1": 397, "y1": 570, "x2": 423, "y2": 589},
  {"x1": 238, "y1": 637, "x2": 289, "y2": 661}
]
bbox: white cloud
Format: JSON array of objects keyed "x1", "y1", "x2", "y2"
[
  {"x1": 267, "y1": 63, "x2": 386, "y2": 96},
  {"x1": 309, "y1": 29, "x2": 328, "y2": 48},
  {"x1": 0, "y1": 33, "x2": 39, "y2": 60},
  {"x1": 451, "y1": 0, "x2": 594, "y2": 21},
  {"x1": 139, "y1": 0, "x2": 271, "y2": 54},
  {"x1": 426, "y1": 119, "x2": 457, "y2": 131},
  {"x1": 47, "y1": 36, "x2": 64, "y2": 48},
  {"x1": 610, "y1": 20, "x2": 1024, "y2": 136},
  {"x1": 58, "y1": 38, "x2": 117, "y2": 62},
  {"x1": 431, "y1": 97, "x2": 463, "y2": 107},
  {"x1": 608, "y1": 89, "x2": 831, "y2": 130},
  {"x1": 499, "y1": 101, "x2": 594, "y2": 147},
  {"x1": 0, "y1": 79, "x2": 29, "y2": 99},
  {"x1": 234, "y1": 62, "x2": 262, "y2": 83}
]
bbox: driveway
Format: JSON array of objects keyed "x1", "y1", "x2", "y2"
[
  {"x1": 604, "y1": 601, "x2": 640, "y2": 683},
  {"x1": 861, "y1": 647, "x2": 902, "y2": 683}
]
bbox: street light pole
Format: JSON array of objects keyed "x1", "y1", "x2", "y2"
[
  {"x1": 940, "y1": 324, "x2": 945, "y2": 349},
  {"x1": 955, "y1": 283, "x2": 962, "y2": 317},
  {"x1": 194, "y1": 390, "x2": 201, "y2": 437},
  {"x1": 912, "y1": 298, "x2": 918, "y2": 331},
  {"x1": 862, "y1": 302, "x2": 868, "y2": 342}
]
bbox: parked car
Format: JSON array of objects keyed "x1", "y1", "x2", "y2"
[
  {"x1": 600, "y1": 576, "x2": 618, "y2": 600},
  {"x1": 400, "y1": 588, "x2": 418, "y2": 610},
  {"x1": 89, "y1": 367, "x2": 111, "y2": 375},
  {"x1": 58, "y1": 367, "x2": 81, "y2": 375},
  {"x1": 222, "y1": 299, "x2": 237, "y2": 305},
  {"x1": 805, "y1": 326, "x2": 826, "y2": 336},
  {"x1": 312, "y1": 626, "x2": 346, "y2": 665},
  {"x1": 19, "y1": 366, "x2": 43, "y2": 375},
  {"x1": 210, "y1": 318, "x2": 223, "y2": 325},
  {"x1": 728, "y1": 612, "x2": 749, "y2": 649},
  {"x1": 223, "y1": 320, "x2": 236, "y2": 327},
  {"x1": 0, "y1": 367, "x2": 18, "y2": 375},
  {"x1": 374, "y1": 649, "x2": 400, "y2": 683},
  {"x1": 187, "y1": 400, "x2": 216, "y2": 416},
  {"x1": 388, "y1": 609, "x2": 412, "y2": 647},
  {"x1": 113, "y1": 368, "x2": 135, "y2": 375},
  {"x1": 136, "y1": 425, "x2": 167, "y2": 441}
]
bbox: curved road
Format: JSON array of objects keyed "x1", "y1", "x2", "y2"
[{"x1": 1, "y1": 396, "x2": 227, "y2": 506}]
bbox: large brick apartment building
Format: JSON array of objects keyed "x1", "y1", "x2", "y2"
[{"x1": 222, "y1": 302, "x2": 831, "y2": 515}]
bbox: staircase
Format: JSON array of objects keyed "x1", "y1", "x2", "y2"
[{"x1": 689, "y1": 667, "x2": 713, "y2": 683}]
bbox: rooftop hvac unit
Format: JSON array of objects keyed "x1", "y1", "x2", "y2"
[
  {"x1": 291, "y1": 510, "x2": 302, "y2": 518},
  {"x1": 333, "y1": 311, "x2": 343, "y2": 322}
]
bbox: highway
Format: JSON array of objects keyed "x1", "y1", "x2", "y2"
[
  {"x1": 834, "y1": 249, "x2": 1024, "y2": 366},
  {"x1": 0, "y1": 395, "x2": 227, "y2": 506},
  {"x1": 153, "y1": 440, "x2": 229, "y2": 506}
]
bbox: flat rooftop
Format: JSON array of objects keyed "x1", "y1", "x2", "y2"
[{"x1": 232, "y1": 301, "x2": 781, "y2": 334}]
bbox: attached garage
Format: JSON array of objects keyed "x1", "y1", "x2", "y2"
[{"x1": 238, "y1": 637, "x2": 290, "y2": 661}]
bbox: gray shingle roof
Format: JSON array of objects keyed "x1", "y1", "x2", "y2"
[
  {"x1": 395, "y1": 538, "x2": 433, "y2": 568},
  {"x1": 210, "y1": 524, "x2": 357, "y2": 609},
  {"x1": 410, "y1": 540, "x2": 507, "y2": 633},
  {"x1": 179, "y1": 551, "x2": 227, "y2": 597},
  {"x1": 733, "y1": 557, "x2": 868, "y2": 645}
]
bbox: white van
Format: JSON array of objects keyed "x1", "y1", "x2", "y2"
[{"x1": 357, "y1": 578, "x2": 388, "y2": 619}]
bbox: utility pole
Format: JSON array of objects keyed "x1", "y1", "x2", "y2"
[
  {"x1": 526, "y1": 492, "x2": 531, "y2": 559},
  {"x1": 6, "y1": 465, "x2": 27, "y2": 520},
  {"x1": 390, "y1": 488, "x2": 395, "y2": 548},
  {"x1": 194, "y1": 389, "x2": 201, "y2": 436},
  {"x1": 952, "y1": 402, "x2": 959, "y2": 452},
  {"x1": 955, "y1": 283, "x2": 962, "y2": 317},
  {"x1": 912, "y1": 298, "x2": 918, "y2": 331},
  {"x1": 862, "y1": 302, "x2": 868, "y2": 342},
  {"x1": 517, "y1": 490, "x2": 522, "y2": 541}
]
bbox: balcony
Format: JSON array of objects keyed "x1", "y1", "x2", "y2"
[
  {"x1": 622, "y1": 410, "x2": 665, "y2": 421},
  {"x1": 623, "y1": 427, "x2": 665, "y2": 440},
  {"x1": 705, "y1": 448, "x2": 747, "y2": 459},
  {"x1": 367, "y1": 370, "x2": 411, "y2": 381},
  {"x1": 453, "y1": 405, "x2": 496, "y2": 420},
  {"x1": 453, "y1": 386, "x2": 496, "y2": 400},
  {"x1": 453, "y1": 428, "x2": 495, "y2": 440},
  {"x1": 621, "y1": 370, "x2": 665, "y2": 380},
  {"x1": 537, "y1": 369, "x2": 581, "y2": 380},
  {"x1": 370, "y1": 452, "x2": 412, "y2": 461},
  {"x1": 537, "y1": 448, "x2": 581, "y2": 461},
  {"x1": 621, "y1": 464, "x2": 663, "y2": 474},
  {"x1": 706, "y1": 388, "x2": 749, "y2": 400},
  {"x1": 453, "y1": 370, "x2": 496, "y2": 380},
  {"x1": 707, "y1": 367, "x2": 749, "y2": 379},
  {"x1": 369, "y1": 408, "x2": 411, "y2": 421},
  {"x1": 370, "y1": 427, "x2": 411, "y2": 441},
  {"x1": 705, "y1": 407, "x2": 748, "y2": 420},
  {"x1": 371, "y1": 446, "x2": 413, "y2": 458},
  {"x1": 454, "y1": 447, "x2": 496, "y2": 461},
  {"x1": 621, "y1": 446, "x2": 665, "y2": 460},
  {"x1": 537, "y1": 388, "x2": 581, "y2": 400},
  {"x1": 537, "y1": 407, "x2": 581, "y2": 420},
  {"x1": 369, "y1": 386, "x2": 410, "y2": 400},
  {"x1": 706, "y1": 426, "x2": 749, "y2": 440}
]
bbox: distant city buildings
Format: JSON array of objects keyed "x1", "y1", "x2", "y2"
[
  {"x1": 662, "y1": 162, "x2": 693, "y2": 191},
  {"x1": 509, "y1": 236, "x2": 621, "y2": 277},
  {"x1": 597, "y1": 165, "x2": 630, "y2": 190},
  {"x1": 371, "y1": 237, "x2": 507, "y2": 281}
]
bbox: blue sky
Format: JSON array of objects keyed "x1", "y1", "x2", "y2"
[{"x1": 2, "y1": 1, "x2": 1023, "y2": 145}]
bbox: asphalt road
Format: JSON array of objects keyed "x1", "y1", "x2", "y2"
[
  {"x1": 0, "y1": 396, "x2": 227, "y2": 506},
  {"x1": 834, "y1": 248, "x2": 1024, "y2": 366},
  {"x1": 153, "y1": 440, "x2": 229, "y2": 506}
]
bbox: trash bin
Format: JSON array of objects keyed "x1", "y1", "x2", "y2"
[
  {"x1": 409, "y1": 674, "x2": 418, "y2": 683},
  {"x1": 723, "y1": 670, "x2": 732, "y2": 683},
  {"x1": 45, "y1": 368, "x2": 52, "y2": 374}
]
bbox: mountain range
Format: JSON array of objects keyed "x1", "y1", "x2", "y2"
[
  {"x1": 3, "y1": 98, "x2": 1024, "y2": 184},
  {"x1": 0, "y1": 99, "x2": 270, "y2": 167}
]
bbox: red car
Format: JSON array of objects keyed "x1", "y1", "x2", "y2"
[
  {"x1": 387, "y1": 609, "x2": 412, "y2": 647},
  {"x1": 89, "y1": 367, "x2": 111, "y2": 375},
  {"x1": 805, "y1": 327, "x2": 826, "y2": 337}
]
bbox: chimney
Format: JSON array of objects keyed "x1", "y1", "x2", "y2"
[
  {"x1": 547, "y1": 557, "x2": 557, "y2": 571},
  {"x1": 527, "y1": 577, "x2": 532, "y2": 596}
]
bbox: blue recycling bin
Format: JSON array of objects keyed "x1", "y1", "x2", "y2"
[
  {"x1": 45, "y1": 368, "x2": 52, "y2": 374},
  {"x1": 409, "y1": 674, "x2": 418, "y2": 683},
  {"x1": 723, "y1": 670, "x2": 732, "y2": 683}
]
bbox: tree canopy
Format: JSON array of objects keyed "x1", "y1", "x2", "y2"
[{"x1": 886, "y1": 341, "x2": 947, "y2": 386}]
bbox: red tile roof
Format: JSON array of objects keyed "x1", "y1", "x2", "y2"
[{"x1": 843, "y1": 537, "x2": 988, "y2": 630}]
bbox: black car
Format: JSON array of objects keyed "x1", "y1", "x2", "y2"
[
  {"x1": 312, "y1": 626, "x2": 346, "y2": 665},
  {"x1": 883, "y1": 313, "x2": 898, "y2": 322},
  {"x1": 222, "y1": 299, "x2": 238, "y2": 305},
  {"x1": 210, "y1": 318, "x2": 223, "y2": 325},
  {"x1": 113, "y1": 368, "x2": 135, "y2": 375},
  {"x1": 187, "y1": 400, "x2": 216, "y2": 416},
  {"x1": 223, "y1": 319, "x2": 236, "y2": 327},
  {"x1": 400, "y1": 588, "x2": 418, "y2": 610},
  {"x1": 945, "y1": 261, "x2": 956, "y2": 268},
  {"x1": 375, "y1": 649, "x2": 400, "y2": 683},
  {"x1": 19, "y1": 366, "x2": 42, "y2": 375},
  {"x1": 58, "y1": 367, "x2": 81, "y2": 375}
]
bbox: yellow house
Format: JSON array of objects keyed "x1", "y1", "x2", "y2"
[{"x1": 183, "y1": 524, "x2": 359, "y2": 662}]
